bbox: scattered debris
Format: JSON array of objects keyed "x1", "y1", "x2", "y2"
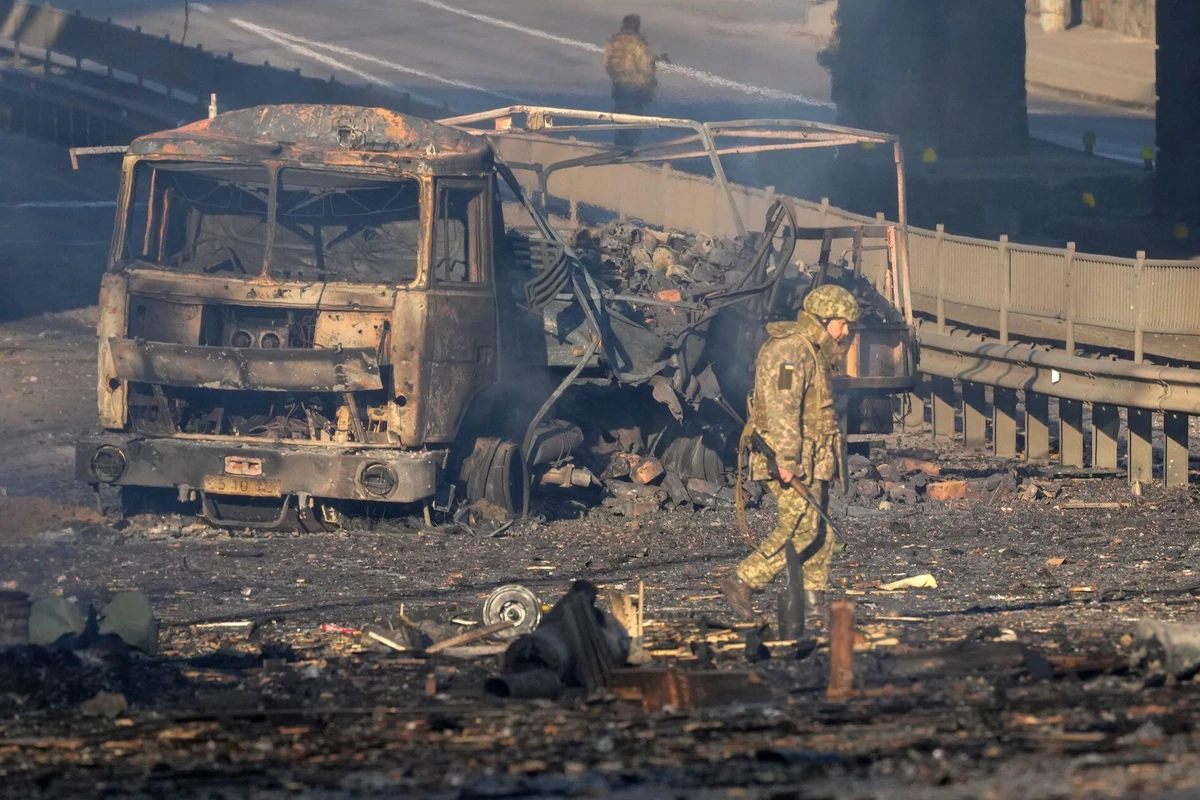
[
  {"x1": 609, "y1": 668, "x2": 769, "y2": 711},
  {"x1": 826, "y1": 599, "x2": 856, "y2": 700},
  {"x1": 0, "y1": 590, "x2": 31, "y2": 646},
  {"x1": 482, "y1": 585, "x2": 543, "y2": 640},
  {"x1": 80, "y1": 691, "x2": 128, "y2": 718},
  {"x1": 880, "y1": 574, "x2": 938, "y2": 591},
  {"x1": 926, "y1": 480, "x2": 968, "y2": 502},
  {"x1": 1131, "y1": 620, "x2": 1200, "y2": 680},
  {"x1": 489, "y1": 581, "x2": 629, "y2": 699}
]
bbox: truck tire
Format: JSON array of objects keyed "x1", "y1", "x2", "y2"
[{"x1": 464, "y1": 438, "x2": 529, "y2": 518}]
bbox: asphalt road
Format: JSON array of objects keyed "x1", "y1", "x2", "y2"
[{"x1": 62, "y1": 0, "x2": 1159, "y2": 158}]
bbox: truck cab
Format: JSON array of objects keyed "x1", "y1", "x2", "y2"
[{"x1": 76, "y1": 105, "x2": 505, "y2": 527}]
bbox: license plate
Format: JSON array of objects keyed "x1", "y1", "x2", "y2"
[{"x1": 203, "y1": 475, "x2": 282, "y2": 497}]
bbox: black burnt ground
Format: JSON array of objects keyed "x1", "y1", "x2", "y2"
[{"x1": 2, "y1": 310, "x2": 1200, "y2": 797}]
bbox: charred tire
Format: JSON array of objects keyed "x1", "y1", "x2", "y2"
[
  {"x1": 464, "y1": 438, "x2": 529, "y2": 519},
  {"x1": 120, "y1": 486, "x2": 186, "y2": 518}
]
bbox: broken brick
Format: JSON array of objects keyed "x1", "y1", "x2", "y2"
[{"x1": 926, "y1": 480, "x2": 968, "y2": 502}]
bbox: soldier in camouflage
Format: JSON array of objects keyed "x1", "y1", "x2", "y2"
[
  {"x1": 604, "y1": 14, "x2": 666, "y2": 146},
  {"x1": 722, "y1": 284, "x2": 859, "y2": 625}
]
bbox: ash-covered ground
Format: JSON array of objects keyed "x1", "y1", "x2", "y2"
[{"x1": 2, "y1": 309, "x2": 1200, "y2": 799}]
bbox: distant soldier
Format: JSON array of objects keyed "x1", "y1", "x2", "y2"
[
  {"x1": 604, "y1": 14, "x2": 666, "y2": 146},
  {"x1": 722, "y1": 284, "x2": 859, "y2": 627}
]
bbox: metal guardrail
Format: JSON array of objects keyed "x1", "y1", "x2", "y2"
[
  {"x1": 0, "y1": 0, "x2": 442, "y2": 130},
  {"x1": 493, "y1": 137, "x2": 1199, "y2": 487}
]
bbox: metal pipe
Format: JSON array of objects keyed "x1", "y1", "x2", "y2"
[{"x1": 893, "y1": 141, "x2": 914, "y2": 326}]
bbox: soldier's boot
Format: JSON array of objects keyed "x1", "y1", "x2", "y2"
[
  {"x1": 804, "y1": 590, "x2": 827, "y2": 631},
  {"x1": 721, "y1": 574, "x2": 758, "y2": 621}
]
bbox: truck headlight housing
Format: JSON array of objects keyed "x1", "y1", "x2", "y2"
[
  {"x1": 89, "y1": 446, "x2": 127, "y2": 483},
  {"x1": 360, "y1": 462, "x2": 398, "y2": 498}
]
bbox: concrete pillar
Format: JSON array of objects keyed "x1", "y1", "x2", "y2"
[{"x1": 1040, "y1": 0, "x2": 1068, "y2": 32}]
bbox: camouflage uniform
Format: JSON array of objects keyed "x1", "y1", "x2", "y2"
[
  {"x1": 736, "y1": 311, "x2": 844, "y2": 592},
  {"x1": 604, "y1": 30, "x2": 658, "y2": 98}
]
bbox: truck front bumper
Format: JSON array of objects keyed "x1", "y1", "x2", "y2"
[{"x1": 76, "y1": 434, "x2": 444, "y2": 504}]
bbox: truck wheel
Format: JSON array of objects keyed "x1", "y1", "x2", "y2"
[{"x1": 464, "y1": 438, "x2": 529, "y2": 519}]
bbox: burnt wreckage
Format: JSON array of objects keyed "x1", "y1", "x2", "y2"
[{"x1": 74, "y1": 104, "x2": 916, "y2": 528}]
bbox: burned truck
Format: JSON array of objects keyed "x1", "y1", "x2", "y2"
[{"x1": 75, "y1": 104, "x2": 915, "y2": 528}]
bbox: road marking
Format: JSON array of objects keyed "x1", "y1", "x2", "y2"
[
  {"x1": 2, "y1": 200, "x2": 116, "y2": 209},
  {"x1": 189, "y1": 2, "x2": 213, "y2": 12},
  {"x1": 230, "y1": 19, "x2": 521, "y2": 102},
  {"x1": 229, "y1": 19, "x2": 444, "y2": 107},
  {"x1": 401, "y1": 0, "x2": 834, "y2": 108}
]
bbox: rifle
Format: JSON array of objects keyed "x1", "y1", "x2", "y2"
[{"x1": 747, "y1": 430, "x2": 845, "y2": 540}]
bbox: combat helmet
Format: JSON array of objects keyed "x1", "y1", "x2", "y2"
[{"x1": 802, "y1": 284, "x2": 859, "y2": 323}]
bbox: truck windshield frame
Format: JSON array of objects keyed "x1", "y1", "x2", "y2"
[{"x1": 112, "y1": 158, "x2": 428, "y2": 288}]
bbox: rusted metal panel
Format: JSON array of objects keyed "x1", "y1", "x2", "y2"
[
  {"x1": 126, "y1": 272, "x2": 397, "y2": 312},
  {"x1": 390, "y1": 293, "x2": 427, "y2": 446},
  {"x1": 97, "y1": 273, "x2": 130, "y2": 430},
  {"x1": 313, "y1": 312, "x2": 390, "y2": 350},
  {"x1": 76, "y1": 434, "x2": 440, "y2": 503},
  {"x1": 421, "y1": 290, "x2": 498, "y2": 443},
  {"x1": 126, "y1": 296, "x2": 203, "y2": 345},
  {"x1": 107, "y1": 339, "x2": 383, "y2": 392},
  {"x1": 129, "y1": 106, "x2": 491, "y2": 175}
]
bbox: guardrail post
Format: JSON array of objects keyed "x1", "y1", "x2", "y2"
[
  {"x1": 993, "y1": 389, "x2": 1018, "y2": 459},
  {"x1": 1059, "y1": 399, "x2": 1085, "y2": 468},
  {"x1": 931, "y1": 377, "x2": 956, "y2": 440},
  {"x1": 998, "y1": 234, "x2": 1010, "y2": 343},
  {"x1": 1024, "y1": 392, "x2": 1051, "y2": 464},
  {"x1": 1064, "y1": 242, "x2": 1076, "y2": 353},
  {"x1": 935, "y1": 224, "x2": 946, "y2": 333},
  {"x1": 1092, "y1": 404, "x2": 1120, "y2": 469},
  {"x1": 1127, "y1": 408, "x2": 1153, "y2": 486},
  {"x1": 961, "y1": 382, "x2": 987, "y2": 450},
  {"x1": 1165, "y1": 413, "x2": 1190, "y2": 488},
  {"x1": 991, "y1": 234, "x2": 1018, "y2": 458},
  {"x1": 1133, "y1": 250, "x2": 1146, "y2": 363}
]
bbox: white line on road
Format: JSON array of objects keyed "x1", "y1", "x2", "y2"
[
  {"x1": 189, "y1": 2, "x2": 213, "y2": 12},
  {"x1": 2, "y1": 201, "x2": 116, "y2": 209},
  {"x1": 230, "y1": 19, "x2": 521, "y2": 102},
  {"x1": 229, "y1": 19, "x2": 444, "y2": 107},
  {"x1": 401, "y1": 0, "x2": 834, "y2": 108}
]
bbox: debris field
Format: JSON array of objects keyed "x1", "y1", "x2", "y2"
[{"x1": 4, "y1": 312, "x2": 1200, "y2": 799}]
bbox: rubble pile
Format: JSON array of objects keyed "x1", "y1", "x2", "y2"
[{"x1": 569, "y1": 221, "x2": 758, "y2": 308}]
